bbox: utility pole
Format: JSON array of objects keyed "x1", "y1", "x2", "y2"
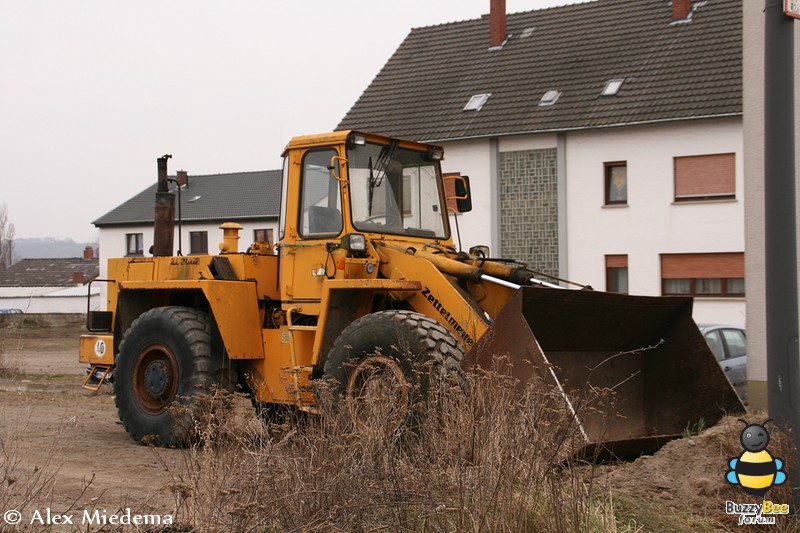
[{"x1": 764, "y1": 0, "x2": 800, "y2": 509}]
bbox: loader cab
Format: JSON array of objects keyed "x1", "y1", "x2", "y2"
[
  {"x1": 278, "y1": 131, "x2": 462, "y2": 303},
  {"x1": 279, "y1": 132, "x2": 455, "y2": 243}
]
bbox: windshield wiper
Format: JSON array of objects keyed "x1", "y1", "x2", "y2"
[
  {"x1": 367, "y1": 140, "x2": 398, "y2": 216},
  {"x1": 368, "y1": 156, "x2": 375, "y2": 216}
]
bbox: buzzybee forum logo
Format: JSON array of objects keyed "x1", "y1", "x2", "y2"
[
  {"x1": 724, "y1": 419, "x2": 790, "y2": 525},
  {"x1": 726, "y1": 418, "x2": 786, "y2": 496}
]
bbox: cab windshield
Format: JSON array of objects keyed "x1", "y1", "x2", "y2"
[{"x1": 347, "y1": 140, "x2": 448, "y2": 239}]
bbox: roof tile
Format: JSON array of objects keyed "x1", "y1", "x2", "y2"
[
  {"x1": 0, "y1": 258, "x2": 99, "y2": 287},
  {"x1": 337, "y1": 0, "x2": 742, "y2": 140},
  {"x1": 93, "y1": 170, "x2": 282, "y2": 226}
]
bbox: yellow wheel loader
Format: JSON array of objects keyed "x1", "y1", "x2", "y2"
[{"x1": 79, "y1": 131, "x2": 743, "y2": 456}]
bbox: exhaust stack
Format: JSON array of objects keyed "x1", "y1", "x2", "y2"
[{"x1": 153, "y1": 154, "x2": 175, "y2": 257}]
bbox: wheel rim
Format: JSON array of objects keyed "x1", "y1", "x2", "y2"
[
  {"x1": 345, "y1": 355, "x2": 410, "y2": 429},
  {"x1": 132, "y1": 343, "x2": 179, "y2": 415}
]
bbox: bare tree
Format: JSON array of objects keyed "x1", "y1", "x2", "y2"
[{"x1": 0, "y1": 204, "x2": 15, "y2": 269}]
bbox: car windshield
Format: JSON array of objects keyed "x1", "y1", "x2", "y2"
[{"x1": 347, "y1": 140, "x2": 448, "y2": 239}]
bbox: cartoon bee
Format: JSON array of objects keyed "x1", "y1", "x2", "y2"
[{"x1": 726, "y1": 418, "x2": 786, "y2": 497}]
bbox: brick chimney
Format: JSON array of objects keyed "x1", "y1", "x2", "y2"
[
  {"x1": 73, "y1": 272, "x2": 85, "y2": 284},
  {"x1": 83, "y1": 246, "x2": 94, "y2": 259},
  {"x1": 490, "y1": 0, "x2": 507, "y2": 48},
  {"x1": 672, "y1": 0, "x2": 692, "y2": 21},
  {"x1": 176, "y1": 170, "x2": 189, "y2": 187}
]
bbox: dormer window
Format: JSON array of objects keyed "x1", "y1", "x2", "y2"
[
  {"x1": 464, "y1": 93, "x2": 491, "y2": 111},
  {"x1": 539, "y1": 90, "x2": 561, "y2": 106},
  {"x1": 601, "y1": 79, "x2": 625, "y2": 97}
]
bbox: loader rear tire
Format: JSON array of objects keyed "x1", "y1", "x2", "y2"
[
  {"x1": 114, "y1": 306, "x2": 217, "y2": 447},
  {"x1": 322, "y1": 310, "x2": 465, "y2": 427}
]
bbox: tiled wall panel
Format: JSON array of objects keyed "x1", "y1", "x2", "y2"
[{"x1": 499, "y1": 149, "x2": 559, "y2": 274}]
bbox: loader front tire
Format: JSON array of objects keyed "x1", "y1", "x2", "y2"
[
  {"x1": 114, "y1": 306, "x2": 216, "y2": 447},
  {"x1": 322, "y1": 310, "x2": 464, "y2": 427}
]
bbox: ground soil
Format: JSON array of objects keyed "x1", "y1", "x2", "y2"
[
  {"x1": 0, "y1": 322, "x2": 797, "y2": 532},
  {"x1": 0, "y1": 322, "x2": 181, "y2": 527}
]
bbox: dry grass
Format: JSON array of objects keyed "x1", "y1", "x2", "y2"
[
  {"x1": 156, "y1": 362, "x2": 641, "y2": 533},
  {"x1": 0, "y1": 326, "x2": 23, "y2": 379}
]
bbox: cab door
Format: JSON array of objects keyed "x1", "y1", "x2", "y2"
[{"x1": 280, "y1": 147, "x2": 343, "y2": 304}]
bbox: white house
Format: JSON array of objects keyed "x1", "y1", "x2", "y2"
[
  {"x1": 337, "y1": 0, "x2": 745, "y2": 327},
  {"x1": 93, "y1": 170, "x2": 282, "y2": 283}
]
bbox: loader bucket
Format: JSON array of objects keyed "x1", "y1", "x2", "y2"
[{"x1": 466, "y1": 288, "x2": 745, "y2": 461}]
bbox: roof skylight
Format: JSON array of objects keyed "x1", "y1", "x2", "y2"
[
  {"x1": 601, "y1": 79, "x2": 625, "y2": 96},
  {"x1": 539, "y1": 90, "x2": 561, "y2": 106},
  {"x1": 464, "y1": 93, "x2": 491, "y2": 111}
]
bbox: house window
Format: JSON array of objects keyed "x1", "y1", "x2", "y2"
[
  {"x1": 674, "y1": 153, "x2": 735, "y2": 201},
  {"x1": 464, "y1": 93, "x2": 491, "y2": 111},
  {"x1": 126, "y1": 233, "x2": 143, "y2": 256},
  {"x1": 254, "y1": 228, "x2": 274, "y2": 247},
  {"x1": 368, "y1": 171, "x2": 413, "y2": 216},
  {"x1": 601, "y1": 79, "x2": 624, "y2": 97},
  {"x1": 190, "y1": 231, "x2": 208, "y2": 255},
  {"x1": 661, "y1": 252, "x2": 744, "y2": 297},
  {"x1": 605, "y1": 162, "x2": 628, "y2": 205},
  {"x1": 605, "y1": 254, "x2": 628, "y2": 294},
  {"x1": 539, "y1": 90, "x2": 561, "y2": 106}
]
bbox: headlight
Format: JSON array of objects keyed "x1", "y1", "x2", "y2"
[
  {"x1": 341, "y1": 233, "x2": 367, "y2": 256},
  {"x1": 428, "y1": 147, "x2": 444, "y2": 161}
]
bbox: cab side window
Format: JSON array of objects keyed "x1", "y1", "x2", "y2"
[{"x1": 300, "y1": 149, "x2": 342, "y2": 237}]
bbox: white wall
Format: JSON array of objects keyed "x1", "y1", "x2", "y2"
[
  {"x1": 0, "y1": 288, "x2": 100, "y2": 314},
  {"x1": 440, "y1": 139, "x2": 494, "y2": 251},
  {"x1": 437, "y1": 120, "x2": 745, "y2": 326},
  {"x1": 565, "y1": 118, "x2": 745, "y2": 325}
]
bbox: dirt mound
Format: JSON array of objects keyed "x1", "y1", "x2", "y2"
[{"x1": 598, "y1": 413, "x2": 798, "y2": 530}]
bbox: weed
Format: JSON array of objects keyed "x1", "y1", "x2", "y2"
[
  {"x1": 681, "y1": 417, "x2": 706, "y2": 438},
  {"x1": 0, "y1": 326, "x2": 22, "y2": 379},
  {"x1": 154, "y1": 359, "x2": 629, "y2": 532}
]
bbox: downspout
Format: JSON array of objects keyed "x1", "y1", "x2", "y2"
[{"x1": 557, "y1": 134, "x2": 568, "y2": 285}]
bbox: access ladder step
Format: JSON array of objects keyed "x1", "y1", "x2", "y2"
[
  {"x1": 82, "y1": 364, "x2": 113, "y2": 392},
  {"x1": 288, "y1": 325, "x2": 317, "y2": 332}
]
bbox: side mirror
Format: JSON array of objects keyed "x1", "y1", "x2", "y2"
[{"x1": 455, "y1": 175, "x2": 472, "y2": 213}]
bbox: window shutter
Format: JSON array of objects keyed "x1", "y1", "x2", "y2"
[
  {"x1": 605, "y1": 254, "x2": 628, "y2": 268},
  {"x1": 674, "y1": 153, "x2": 735, "y2": 199},
  {"x1": 661, "y1": 252, "x2": 744, "y2": 279}
]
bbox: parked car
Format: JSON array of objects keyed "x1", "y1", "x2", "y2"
[
  {"x1": 699, "y1": 324, "x2": 746, "y2": 400},
  {"x1": 0, "y1": 308, "x2": 23, "y2": 314}
]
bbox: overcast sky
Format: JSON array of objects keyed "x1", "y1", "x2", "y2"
[{"x1": 0, "y1": 0, "x2": 591, "y2": 241}]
